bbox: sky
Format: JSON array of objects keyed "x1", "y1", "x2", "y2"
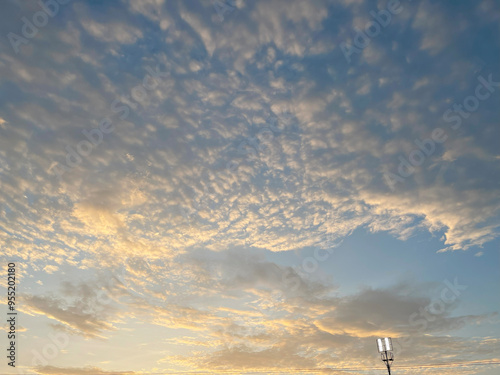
[{"x1": 0, "y1": 0, "x2": 499, "y2": 374}]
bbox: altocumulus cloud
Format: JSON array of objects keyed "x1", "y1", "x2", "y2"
[{"x1": 0, "y1": 0, "x2": 499, "y2": 373}]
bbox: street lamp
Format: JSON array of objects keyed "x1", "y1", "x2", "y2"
[{"x1": 376, "y1": 337, "x2": 394, "y2": 375}]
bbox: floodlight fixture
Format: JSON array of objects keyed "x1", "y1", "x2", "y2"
[
  {"x1": 376, "y1": 338, "x2": 385, "y2": 353},
  {"x1": 376, "y1": 337, "x2": 393, "y2": 352},
  {"x1": 384, "y1": 337, "x2": 393, "y2": 351},
  {"x1": 376, "y1": 337, "x2": 394, "y2": 375}
]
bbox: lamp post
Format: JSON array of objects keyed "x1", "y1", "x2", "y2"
[{"x1": 376, "y1": 337, "x2": 394, "y2": 375}]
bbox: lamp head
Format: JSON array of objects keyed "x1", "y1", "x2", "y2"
[
  {"x1": 384, "y1": 337, "x2": 393, "y2": 351},
  {"x1": 376, "y1": 337, "x2": 393, "y2": 352}
]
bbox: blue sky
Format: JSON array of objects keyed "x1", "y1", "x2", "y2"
[{"x1": 0, "y1": 0, "x2": 499, "y2": 374}]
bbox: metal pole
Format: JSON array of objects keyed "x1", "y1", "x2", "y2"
[
  {"x1": 377, "y1": 338, "x2": 394, "y2": 375},
  {"x1": 384, "y1": 350, "x2": 391, "y2": 375}
]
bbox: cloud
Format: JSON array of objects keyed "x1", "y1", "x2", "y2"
[
  {"x1": 0, "y1": 0, "x2": 499, "y2": 373},
  {"x1": 34, "y1": 366, "x2": 135, "y2": 375},
  {"x1": 137, "y1": 251, "x2": 498, "y2": 372},
  {"x1": 412, "y1": 1, "x2": 454, "y2": 55},
  {"x1": 22, "y1": 280, "x2": 123, "y2": 338}
]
